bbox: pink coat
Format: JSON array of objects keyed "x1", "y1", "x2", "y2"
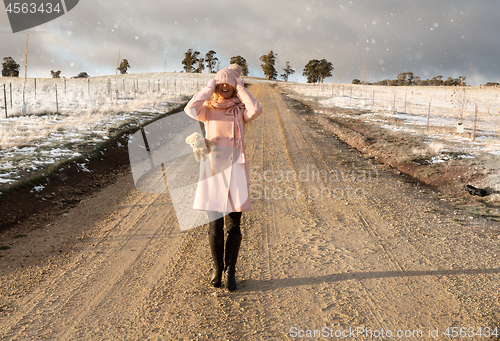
[{"x1": 184, "y1": 83, "x2": 262, "y2": 212}]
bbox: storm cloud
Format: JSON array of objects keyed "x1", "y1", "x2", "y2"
[{"x1": 0, "y1": 0, "x2": 499, "y2": 85}]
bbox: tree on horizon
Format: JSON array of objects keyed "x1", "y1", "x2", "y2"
[
  {"x1": 194, "y1": 57, "x2": 205, "y2": 73},
  {"x1": 303, "y1": 59, "x2": 333, "y2": 83},
  {"x1": 2, "y1": 57, "x2": 20, "y2": 77},
  {"x1": 117, "y1": 59, "x2": 130, "y2": 74},
  {"x1": 73, "y1": 72, "x2": 89, "y2": 78},
  {"x1": 260, "y1": 51, "x2": 277, "y2": 80},
  {"x1": 50, "y1": 70, "x2": 62, "y2": 78},
  {"x1": 230, "y1": 56, "x2": 249, "y2": 76},
  {"x1": 280, "y1": 61, "x2": 295, "y2": 81},
  {"x1": 205, "y1": 50, "x2": 218, "y2": 73},
  {"x1": 182, "y1": 49, "x2": 200, "y2": 73}
]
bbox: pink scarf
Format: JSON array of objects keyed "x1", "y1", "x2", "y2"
[{"x1": 212, "y1": 98, "x2": 246, "y2": 163}]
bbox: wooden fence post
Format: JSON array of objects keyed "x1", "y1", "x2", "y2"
[
  {"x1": 472, "y1": 103, "x2": 478, "y2": 141},
  {"x1": 426, "y1": 101, "x2": 431, "y2": 132},
  {"x1": 404, "y1": 93, "x2": 407, "y2": 113},
  {"x1": 393, "y1": 92, "x2": 396, "y2": 114},
  {"x1": 3, "y1": 84, "x2": 7, "y2": 118},
  {"x1": 9, "y1": 83, "x2": 12, "y2": 108},
  {"x1": 55, "y1": 84, "x2": 59, "y2": 113}
]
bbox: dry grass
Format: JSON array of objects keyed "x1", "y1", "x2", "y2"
[
  {"x1": 279, "y1": 82, "x2": 500, "y2": 135},
  {"x1": 0, "y1": 72, "x2": 216, "y2": 149}
]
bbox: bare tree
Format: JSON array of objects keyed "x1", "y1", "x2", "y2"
[
  {"x1": 280, "y1": 61, "x2": 295, "y2": 81},
  {"x1": 23, "y1": 30, "x2": 29, "y2": 103}
]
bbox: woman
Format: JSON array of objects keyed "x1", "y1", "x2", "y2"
[{"x1": 184, "y1": 64, "x2": 262, "y2": 290}]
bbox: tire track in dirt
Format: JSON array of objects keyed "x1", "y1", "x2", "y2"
[
  {"x1": 244, "y1": 84, "x2": 306, "y2": 338},
  {"x1": 140, "y1": 83, "x2": 324, "y2": 339},
  {"x1": 258, "y1": 85, "x2": 500, "y2": 336},
  {"x1": 59, "y1": 158, "x2": 206, "y2": 339},
  {"x1": 265, "y1": 85, "x2": 389, "y2": 330},
  {"x1": 138, "y1": 84, "x2": 285, "y2": 340},
  {"x1": 289, "y1": 87, "x2": 500, "y2": 332},
  {"x1": 0, "y1": 162, "x2": 195, "y2": 339},
  {"x1": 1, "y1": 190, "x2": 154, "y2": 336},
  {"x1": 58, "y1": 200, "x2": 181, "y2": 339},
  {"x1": 144, "y1": 84, "x2": 306, "y2": 339}
]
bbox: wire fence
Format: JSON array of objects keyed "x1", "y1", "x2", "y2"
[
  {"x1": 279, "y1": 82, "x2": 500, "y2": 136},
  {"x1": 1, "y1": 73, "x2": 216, "y2": 118},
  {"x1": 3, "y1": 75, "x2": 500, "y2": 140}
]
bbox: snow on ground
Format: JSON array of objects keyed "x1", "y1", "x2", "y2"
[
  {"x1": 280, "y1": 82, "x2": 500, "y2": 163},
  {"x1": 3, "y1": 77, "x2": 498, "y2": 191},
  {"x1": 0, "y1": 73, "x2": 216, "y2": 189}
]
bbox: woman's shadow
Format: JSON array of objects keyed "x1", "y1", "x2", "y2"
[{"x1": 237, "y1": 267, "x2": 500, "y2": 292}]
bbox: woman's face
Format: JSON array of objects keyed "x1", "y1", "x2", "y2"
[{"x1": 217, "y1": 83, "x2": 234, "y2": 99}]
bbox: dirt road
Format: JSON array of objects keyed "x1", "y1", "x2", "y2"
[{"x1": 1, "y1": 83, "x2": 500, "y2": 340}]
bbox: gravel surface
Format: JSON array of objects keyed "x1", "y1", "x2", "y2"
[{"x1": 1, "y1": 83, "x2": 499, "y2": 340}]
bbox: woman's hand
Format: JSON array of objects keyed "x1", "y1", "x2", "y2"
[
  {"x1": 235, "y1": 78, "x2": 244, "y2": 91},
  {"x1": 207, "y1": 79, "x2": 217, "y2": 91}
]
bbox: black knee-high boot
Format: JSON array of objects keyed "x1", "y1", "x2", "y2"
[
  {"x1": 208, "y1": 211, "x2": 225, "y2": 287},
  {"x1": 208, "y1": 234, "x2": 224, "y2": 287},
  {"x1": 224, "y1": 212, "x2": 242, "y2": 290},
  {"x1": 224, "y1": 234, "x2": 242, "y2": 290}
]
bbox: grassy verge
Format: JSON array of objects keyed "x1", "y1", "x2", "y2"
[
  {"x1": 280, "y1": 89, "x2": 500, "y2": 223},
  {"x1": 0, "y1": 100, "x2": 190, "y2": 197}
]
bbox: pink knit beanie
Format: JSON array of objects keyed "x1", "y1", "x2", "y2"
[
  {"x1": 215, "y1": 64, "x2": 241, "y2": 88},
  {"x1": 229, "y1": 63, "x2": 242, "y2": 77}
]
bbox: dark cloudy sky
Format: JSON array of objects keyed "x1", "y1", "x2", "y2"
[{"x1": 1, "y1": 0, "x2": 499, "y2": 85}]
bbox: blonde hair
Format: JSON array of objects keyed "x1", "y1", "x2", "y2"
[{"x1": 205, "y1": 84, "x2": 237, "y2": 108}]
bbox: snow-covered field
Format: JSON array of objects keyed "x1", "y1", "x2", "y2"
[
  {"x1": 2, "y1": 75, "x2": 500, "y2": 192},
  {"x1": 0, "y1": 72, "x2": 215, "y2": 189},
  {"x1": 279, "y1": 82, "x2": 500, "y2": 161}
]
